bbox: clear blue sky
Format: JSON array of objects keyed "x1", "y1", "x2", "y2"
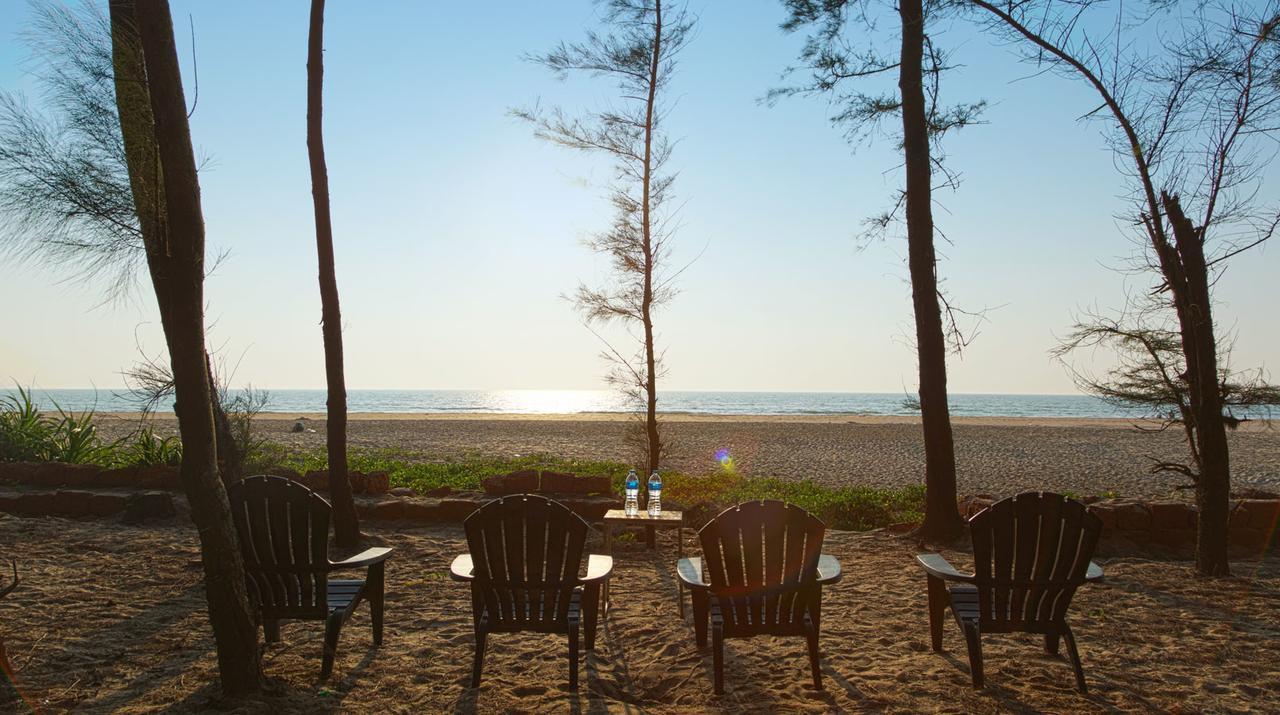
[{"x1": 0, "y1": 1, "x2": 1276, "y2": 394}]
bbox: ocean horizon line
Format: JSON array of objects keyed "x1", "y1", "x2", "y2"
[{"x1": 3, "y1": 387, "x2": 1193, "y2": 419}]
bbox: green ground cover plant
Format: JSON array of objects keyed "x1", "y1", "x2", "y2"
[{"x1": 257, "y1": 444, "x2": 926, "y2": 532}]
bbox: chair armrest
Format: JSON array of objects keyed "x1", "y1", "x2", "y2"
[
  {"x1": 1085, "y1": 560, "x2": 1104, "y2": 582},
  {"x1": 676, "y1": 556, "x2": 709, "y2": 590},
  {"x1": 330, "y1": 546, "x2": 393, "y2": 570},
  {"x1": 816, "y1": 554, "x2": 842, "y2": 585},
  {"x1": 449, "y1": 553, "x2": 475, "y2": 582},
  {"x1": 580, "y1": 554, "x2": 613, "y2": 585},
  {"x1": 916, "y1": 553, "x2": 974, "y2": 583}
]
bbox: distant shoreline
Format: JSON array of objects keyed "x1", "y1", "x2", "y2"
[{"x1": 94, "y1": 411, "x2": 1275, "y2": 431}]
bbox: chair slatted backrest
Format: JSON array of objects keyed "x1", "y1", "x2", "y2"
[
  {"x1": 970, "y1": 492, "x2": 1102, "y2": 628},
  {"x1": 228, "y1": 475, "x2": 332, "y2": 619},
  {"x1": 699, "y1": 500, "x2": 825, "y2": 631},
  {"x1": 464, "y1": 494, "x2": 589, "y2": 632}
]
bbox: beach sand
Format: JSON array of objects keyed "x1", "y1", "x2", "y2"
[
  {"x1": 98, "y1": 413, "x2": 1280, "y2": 499},
  {"x1": 3, "y1": 513, "x2": 1277, "y2": 713}
]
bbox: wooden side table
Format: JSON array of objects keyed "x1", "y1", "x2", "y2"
[{"x1": 600, "y1": 508, "x2": 685, "y2": 613}]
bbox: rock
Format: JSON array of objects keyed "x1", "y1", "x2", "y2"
[
  {"x1": 265, "y1": 466, "x2": 303, "y2": 481},
  {"x1": 438, "y1": 498, "x2": 482, "y2": 521},
  {"x1": 425, "y1": 486, "x2": 453, "y2": 498},
  {"x1": 1232, "y1": 499, "x2": 1280, "y2": 530},
  {"x1": 389, "y1": 487, "x2": 416, "y2": 497},
  {"x1": 301, "y1": 470, "x2": 329, "y2": 491},
  {"x1": 1148, "y1": 502, "x2": 1196, "y2": 530},
  {"x1": 1151, "y1": 529, "x2": 1195, "y2": 550},
  {"x1": 0, "y1": 462, "x2": 39, "y2": 485},
  {"x1": 122, "y1": 491, "x2": 176, "y2": 524},
  {"x1": 291, "y1": 420, "x2": 306, "y2": 433},
  {"x1": 32, "y1": 462, "x2": 103, "y2": 488},
  {"x1": 538, "y1": 470, "x2": 578, "y2": 494},
  {"x1": 1112, "y1": 502, "x2": 1152, "y2": 531},
  {"x1": 483, "y1": 470, "x2": 539, "y2": 496},
  {"x1": 363, "y1": 471, "x2": 390, "y2": 495},
  {"x1": 579, "y1": 475, "x2": 613, "y2": 495},
  {"x1": 958, "y1": 496, "x2": 994, "y2": 519},
  {"x1": 1228, "y1": 528, "x2": 1266, "y2": 553},
  {"x1": 361, "y1": 499, "x2": 405, "y2": 521},
  {"x1": 1088, "y1": 504, "x2": 1119, "y2": 531},
  {"x1": 99, "y1": 465, "x2": 180, "y2": 490}
]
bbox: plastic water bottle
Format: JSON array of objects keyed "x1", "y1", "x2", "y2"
[
  {"x1": 624, "y1": 469, "x2": 640, "y2": 516},
  {"x1": 647, "y1": 469, "x2": 662, "y2": 516}
]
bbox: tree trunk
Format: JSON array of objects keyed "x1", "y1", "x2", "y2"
[
  {"x1": 307, "y1": 0, "x2": 360, "y2": 547},
  {"x1": 112, "y1": 0, "x2": 263, "y2": 695},
  {"x1": 898, "y1": 0, "x2": 965, "y2": 542},
  {"x1": 639, "y1": 0, "x2": 664, "y2": 476},
  {"x1": 212, "y1": 382, "x2": 242, "y2": 484},
  {"x1": 1162, "y1": 194, "x2": 1231, "y2": 576}
]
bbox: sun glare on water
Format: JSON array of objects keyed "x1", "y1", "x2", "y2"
[{"x1": 492, "y1": 389, "x2": 623, "y2": 414}]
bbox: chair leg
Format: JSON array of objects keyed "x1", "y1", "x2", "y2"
[
  {"x1": 1044, "y1": 632, "x2": 1060, "y2": 656},
  {"x1": 1062, "y1": 625, "x2": 1087, "y2": 694},
  {"x1": 368, "y1": 563, "x2": 386, "y2": 645},
  {"x1": 805, "y1": 617, "x2": 823, "y2": 690},
  {"x1": 926, "y1": 575, "x2": 946, "y2": 652},
  {"x1": 470, "y1": 626, "x2": 487, "y2": 688},
  {"x1": 263, "y1": 618, "x2": 280, "y2": 643},
  {"x1": 693, "y1": 589, "x2": 709, "y2": 648},
  {"x1": 962, "y1": 624, "x2": 984, "y2": 689},
  {"x1": 568, "y1": 618, "x2": 580, "y2": 692},
  {"x1": 711, "y1": 607, "x2": 725, "y2": 695},
  {"x1": 321, "y1": 613, "x2": 344, "y2": 680},
  {"x1": 583, "y1": 583, "x2": 601, "y2": 651}
]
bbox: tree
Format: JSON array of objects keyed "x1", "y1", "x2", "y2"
[
  {"x1": 0, "y1": 0, "x2": 245, "y2": 484},
  {"x1": 109, "y1": 0, "x2": 263, "y2": 693},
  {"x1": 969, "y1": 0, "x2": 1280, "y2": 575},
  {"x1": 776, "y1": 0, "x2": 983, "y2": 541},
  {"x1": 306, "y1": 0, "x2": 360, "y2": 547},
  {"x1": 516, "y1": 0, "x2": 693, "y2": 475},
  {"x1": 1053, "y1": 306, "x2": 1280, "y2": 481}
]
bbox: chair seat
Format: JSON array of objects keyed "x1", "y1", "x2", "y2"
[
  {"x1": 477, "y1": 588, "x2": 582, "y2": 634},
  {"x1": 946, "y1": 584, "x2": 980, "y2": 626},
  {"x1": 328, "y1": 579, "x2": 367, "y2": 615}
]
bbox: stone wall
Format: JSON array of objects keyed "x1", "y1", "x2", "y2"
[{"x1": 959, "y1": 495, "x2": 1279, "y2": 557}]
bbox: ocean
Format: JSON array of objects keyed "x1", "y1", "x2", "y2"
[{"x1": 0, "y1": 388, "x2": 1182, "y2": 419}]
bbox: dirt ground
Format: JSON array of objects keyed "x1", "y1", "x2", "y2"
[{"x1": 1, "y1": 513, "x2": 1278, "y2": 713}]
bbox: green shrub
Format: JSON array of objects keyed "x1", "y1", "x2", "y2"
[
  {"x1": 1, "y1": 385, "x2": 185, "y2": 468},
  {"x1": 0, "y1": 386, "x2": 118, "y2": 464},
  {"x1": 0, "y1": 386, "x2": 54, "y2": 462},
  {"x1": 121, "y1": 427, "x2": 183, "y2": 467}
]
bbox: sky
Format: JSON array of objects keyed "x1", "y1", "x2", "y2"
[{"x1": 0, "y1": 0, "x2": 1276, "y2": 395}]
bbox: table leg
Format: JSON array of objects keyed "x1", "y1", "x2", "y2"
[
  {"x1": 677, "y1": 525, "x2": 685, "y2": 617},
  {"x1": 602, "y1": 523, "x2": 613, "y2": 613}
]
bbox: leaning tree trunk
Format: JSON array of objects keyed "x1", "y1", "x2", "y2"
[
  {"x1": 898, "y1": 0, "x2": 965, "y2": 542},
  {"x1": 307, "y1": 0, "x2": 360, "y2": 547},
  {"x1": 1162, "y1": 194, "x2": 1231, "y2": 576},
  {"x1": 639, "y1": 0, "x2": 664, "y2": 476},
  {"x1": 113, "y1": 0, "x2": 263, "y2": 694}
]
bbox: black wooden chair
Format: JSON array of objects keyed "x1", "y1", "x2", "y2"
[
  {"x1": 676, "y1": 500, "x2": 842, "y2": 694},
  {"x1": 227, "y1": 475, "x2": 393, "y2": 679},
  {"x1": 449, "y1": 494, "x2": 613, "y2": 691},
  {"x1": 917, "y1": 491, "x2": 1104, "y2": 693}
]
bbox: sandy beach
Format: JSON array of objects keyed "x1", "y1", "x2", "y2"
[
  {"x1": 3, "y1": 514, "x2": 1276, "y2": 713},
  {"x1": 98, "y1": 413, "x2": 1280, "y2": 500}
]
